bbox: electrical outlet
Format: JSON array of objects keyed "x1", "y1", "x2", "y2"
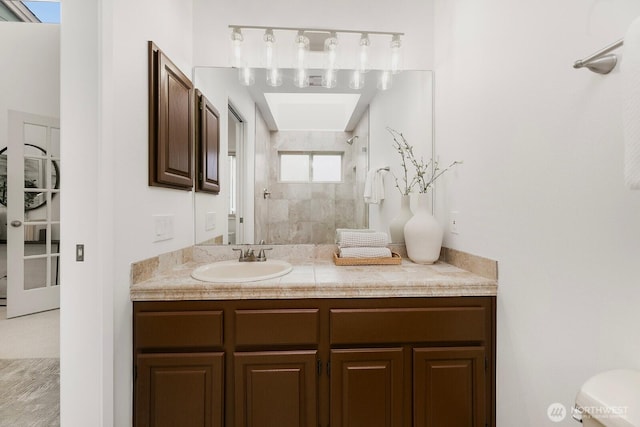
[
  {"x1": 153, "y1": 215, "x2": 174, "y2": 242},
  {"x1": 205, "y1": 212, "x2": 216, "y2": 231},
  {"x1": 450, "y1": 211, "x2": 459, "y2": 234}
]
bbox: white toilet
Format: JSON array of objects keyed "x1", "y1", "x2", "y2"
[{"x1": 574, "y1": 369, "x2": 640, "y2": 426}]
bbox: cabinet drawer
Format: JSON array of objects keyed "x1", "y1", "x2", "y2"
[
  {"x1": 135, "y1": 310, "x2": 223, "y2": 350},
  {"x1": 235, "y1": 309, "x2": 319, "y2": 346},
  {"x1": 330, "y1": 307, "x2": 486, "y2": 345}
]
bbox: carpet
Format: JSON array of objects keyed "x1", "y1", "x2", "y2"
[{"x1": 0, "y1": 358, "x2": 59, "y2": 427}]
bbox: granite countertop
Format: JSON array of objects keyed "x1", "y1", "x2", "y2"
[{"x1": 130, "y1": 254, "x2": 498, "y2": 301}]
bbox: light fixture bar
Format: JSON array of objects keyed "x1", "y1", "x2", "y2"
[{"x1": 228, "y1": 24, "x2": 404, "y2": 37}]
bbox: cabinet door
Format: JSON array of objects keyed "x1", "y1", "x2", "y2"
[
  {"x1": 135, "y1": 352, "x2": 224, "y2": 427},
  {"x1": 413, "y1": 347, "x2": 486, "y2": 427},
  {"x1": 148, "y1": 42, "x2": 193, "y2": 189},
  {"x1": 234, "y1": 351, "x2": 318, "y2": 427},
  {"x1": 330, "y1": 348, "x2": 404, "y2": 427}
]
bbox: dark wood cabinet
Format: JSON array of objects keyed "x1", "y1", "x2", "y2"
[
  {"x1": 413, "y1": 347, "x2": 486, "y2": 427},
  {"x1": 148, "y1": 41, "x2": 194, "y2": 190},
  {"x1": 195, "y1": 90, "x2": 220, "y2": 193},
  {"x1": 133, "y1": 297, "x2": 496, "y2": 427},
  {"x1": 234, "y1": 351, "x2": 318, "y2": 427},
  {"x1": 135, "y1": 353, "x2": 224, "y2": 427},
  {"x1": 330, "y1": 348, "x2": 404, "y2": 427}
]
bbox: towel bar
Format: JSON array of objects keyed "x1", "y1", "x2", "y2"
[{"x1": 573, "y1": 39, "x2": 624, "y2": 74}]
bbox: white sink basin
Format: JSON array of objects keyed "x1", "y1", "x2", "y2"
[{"x1": 191, "y1": 259, "x2": 293, "y2": 283}]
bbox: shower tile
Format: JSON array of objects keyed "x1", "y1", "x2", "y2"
[
  {"x1": 289, "y1": 222, "x2": 312, "y2": 244},
  {"x1": 311, "y1": 184, "x2": 335, "y2": 199},
  {"x1": 310, "y1": 198, "x2": 335, "y2": 222},
  {"x1": 289, "y1": 199, "x2": 311, "y2": 222},
  {"x1": 268, "y1": 199, "x2": 289, "y2": 222}
]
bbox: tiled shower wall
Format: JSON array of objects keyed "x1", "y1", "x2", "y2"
[{"x1": 255, "y1": 124, "x2": 368, "y2": 244}]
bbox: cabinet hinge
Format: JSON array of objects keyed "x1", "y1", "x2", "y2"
[
  {"x1": 327, "y1": 361, "x2": 331, "y2": 377},
  {"x1": 317, "y1": 359, "x2": 323, "y2": 376},
  {"x1": 133, "y1": 365, "x2": 137, "y2": 381},
  {"x1": 199, "y1": 99, "x2": 204, "y2": 110}
]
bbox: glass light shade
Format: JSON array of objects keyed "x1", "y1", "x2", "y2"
[
  {"x1": 378, "y1": 70, "x2": 392, "y2": 90},
  {"x1": 390, "y1": 34, "x2": 402, "y2": 74},
  {"x1": 264, "y1": 29, "x2": 276, "y2": 69},
  {"x1": 358, "y1": 33, "x2": 370, "y2": 73},
  {"x1": 266, "y1": 67, "x2": 282, "y2": 87},
  {"x1": 293, "y1": 68, "x2": 309, "y2": 88},
  {"x1": 239, "y1": 66, "x2": 255, "y2": 86},
  {"x1": 322, "y1": 68, "x2": 337, "y2": 89},
  {"x1": 349, "y1": 70, "x2": 365, "y2": 90},
  {"x1": 324, "y1": 33, "x2": 339, "y2": 70},
  {"x1": 230, "y1": 28, "x2": 244, "y2": 68},
  {"x1": 294, "y1": 31, "x2": 310, "y2": 70}
]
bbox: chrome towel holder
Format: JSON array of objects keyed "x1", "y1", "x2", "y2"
[{"x1": 573, "y1": 39, "x2": 624, "y2": 74}]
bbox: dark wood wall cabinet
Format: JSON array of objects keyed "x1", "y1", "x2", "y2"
[
  {"x1": 195, "y1": 90, "x2": 221, "y2": 193},
  {"x1": 133, "y1": 297, "x2": 496, "y2": 427},
  {"x1": 148, "y1": 41, "x2": 194, "y2": 190}
]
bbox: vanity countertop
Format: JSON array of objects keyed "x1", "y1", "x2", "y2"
[{"x1": 130, "y1": 257, "x2": 498, "y2": 301}]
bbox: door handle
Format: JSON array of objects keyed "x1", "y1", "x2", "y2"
[
  {"x1": 10, "y1": 220, "x2": 22, "y2": 227},
  {"x1": 263, "y1": 188, "x2": 271, "y2": 199}
]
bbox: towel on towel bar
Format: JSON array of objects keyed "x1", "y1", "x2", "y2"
[
  {"x1": 339, "y1": 231, "x2": 389, "y2": 248},
  {"x1": 339, "y1": 247, "x2": 392, "y2": 259},
  {"x1": 623, "y1": 16, "x2": 640, "y2": 189},
  {"x1": 363, "y1": 169, "x2": 385, "y2": 204}
]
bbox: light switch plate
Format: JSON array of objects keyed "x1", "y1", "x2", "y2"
[
  {"x1": 450, "y1": 211, "x2": 459, "y2": 234},
  {"x1": 153, "y1": 215, "x2": 174, "y2": 242}
]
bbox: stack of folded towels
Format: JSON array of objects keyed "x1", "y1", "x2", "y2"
[{"x1": 336, "y1": 229, "x2": 392, "y2": 258}]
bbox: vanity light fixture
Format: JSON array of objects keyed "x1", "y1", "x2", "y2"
[
  {"x1": 230, "y1": 27, "x2": 244, "y2": 68},
  {"x1": 358, "y1": 33, "x2": 370, "y2": 73},
  {"x1": 378, "y1": 70, "x2": 392, "y2": 91},
  {"x1": 239, "y1": 66, "x2": 255, "y2": 86},
  {"x1": 293, "y1": 30, "x2": 310, "y2": 88},
  {"x1": 264, "y1": 29, "x2": 282, "y2": 87},
  {"x1": 390, "y1": 34, "x2": 402, "y2": 74},
  {"x1": 228, "y1": 26, "x2": 404, "y2": 88},
  {"x1": 322, "y1": 32, "x2": 339, "y2": 88},
  {"x1": 349, "y1": 70, "x2": 365, "y2": 90}
]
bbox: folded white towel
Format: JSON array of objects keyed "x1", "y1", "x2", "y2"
[
  {"x1": 335, "y1": 228, "x2": 375, "y2": 244},
  {"x1": 339, "y1": 231, "x2": 389, "y2": 248},
  {"x1": 364, "y1": 169, "x2": 385, "y2": 204},
  {"x1": 339, "y1": 247, "x2": 392, "y2": 259},
  {"x1": 624, "y1": 16, "x2": 640, "y2": 189}
]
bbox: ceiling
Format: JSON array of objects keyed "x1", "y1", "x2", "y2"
[{"x1": 246, "y1": 68, "x2": 382, "y2": 132}]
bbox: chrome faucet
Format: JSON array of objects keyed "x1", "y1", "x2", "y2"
[
  {"x1": 232, "y1": 247, "x2": 256, "y2": 262},
  {"x1": 232, "y1": 241, "x2": 272, "y2": 262}
]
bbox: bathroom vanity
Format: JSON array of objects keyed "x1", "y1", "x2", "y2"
[{"x1": 130, "y1": 251, "x2": 497, "y2": 427}]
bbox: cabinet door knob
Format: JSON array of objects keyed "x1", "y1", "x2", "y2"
[{"x1": 10, "y1": 220, "x2": 22, "y2": 227}]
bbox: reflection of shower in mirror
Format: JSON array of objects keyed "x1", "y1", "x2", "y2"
[{"x1": 346, "y1": 135, "x2": 359, "y2": 145}]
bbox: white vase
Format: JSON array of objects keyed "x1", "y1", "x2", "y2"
[
  {"x1": 404, "y1": 193, "x2": 443, "y2": 264},
  {"x1": 389, "y1": 195, "x2": 413, "y2": 243}
]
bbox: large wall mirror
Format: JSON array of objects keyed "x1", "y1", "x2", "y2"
[{"x1": 193, "y1": 67, "x2": 433, "y2": 245}]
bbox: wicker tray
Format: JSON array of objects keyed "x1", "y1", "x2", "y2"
[{"x1": 333, "y1": 252, "x2": 402, "y2": 266}]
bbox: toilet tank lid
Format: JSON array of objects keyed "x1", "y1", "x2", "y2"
[{"x1": 575, "y1": 369, "x2": 640, "y2": 427}]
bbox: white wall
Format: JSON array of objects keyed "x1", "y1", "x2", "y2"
[
  {"x1": 193, "y1": 67, "x2": 257, "y2": 245},
  {"x1": 0, "y1": 23, "x2": 60, "y2": 240},
  {"x1": 192, "y1": 0, "x2": 434, "y2": 70},
  {"x1": 61, "y1": 0, "x2": 195, "y2": 425},
  {"x1": 0, "y1": 23, "x2": 60, "y2": 148},
  {"x1": 434, "y1": 1, "x2": 640, "y2": 425},
  {"x1": 369, "y1": 71, "x2": 432, "y2": 235}
]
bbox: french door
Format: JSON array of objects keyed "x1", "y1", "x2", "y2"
[{"x1": 6, "y1": 111, "x2": 60, "y2": 318}]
